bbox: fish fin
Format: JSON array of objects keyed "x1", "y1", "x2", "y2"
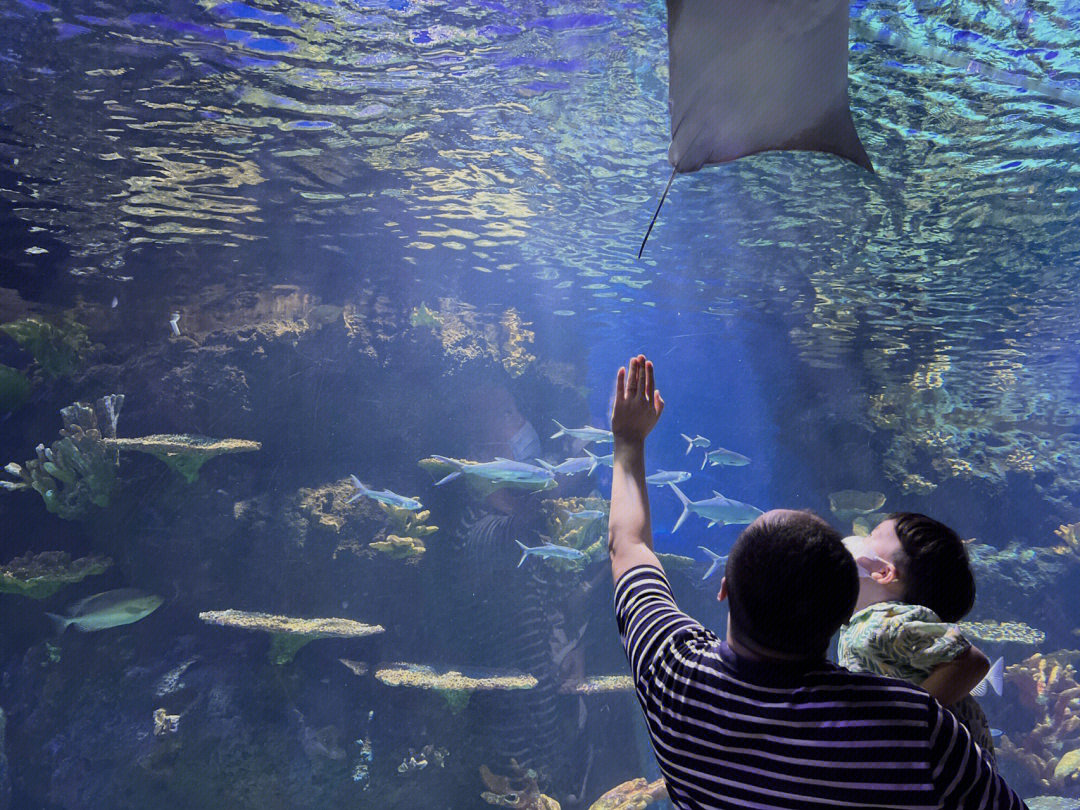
[
  {"x1": 349, "y1": 474, "x2": 364, "y2": 490},
  {"x1": 698, "y1": 546, "x2": 721, "y2": 561},
  {"x1": 668, "y1": 483, "x2": 691, "y2": 532},
  {"x1": 550, "y1": 419, "x2": 566, "y2": 439},
  {"x1": 345, "y1": 493, "x2": 362, "y2": 504},
  {"x1": 988, "y1": 656, "x2": 1004, "y2": 697},
  {"x1": 707, "y1": 521, "x2": 717, "y2": 528},
  {"x1": 712, "y1": 490, "x2": 724, "y2": 498},
  {"x1": 584, "y1": 447, "x2": 598, "y2": 475},
  {"x1": 515, "y1": 539, "x2": 530, "y2": 568},
  {"x1": 971, "y1": 680, "x2": 987, "y2": 698},
  {"x1": 434, "y1": 471, "x2": 461, "y2": 486},
  {"x1": 45, "y1": 612, "x2": 70, "y2": 634},
  {"x1": 535, "y1": 459, "x2": 555, "y2": 471},
  {"x1": 681, "y1": 434, "x2": 693, "y2": 454},
  {"x1": 701, "y1": 454, "x2": 708, "y2": 470}
]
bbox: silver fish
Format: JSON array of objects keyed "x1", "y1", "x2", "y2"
[
  {"x1": 564, "y1": 509, "x2": 605, "y2": 524},
  {"x1": 971, "y1": 656, "x2": 1004, "y2": 698},
  {"x1": 515, "y1": 540, "x2": 587, "y2": 567},
  {"x1": 646, "y1": 469, "x2": 692, "y2": 487},
  {"x1": 536, "y1": 456, "x2": 593, "y2": 476},
  {"x1": 701, "y1": 446, "x2": 751, "y2": 470},
  {"x1": 681, "y1": 433, "x2": 711, "y2": 454},
  {"x1": 46, "y1": 588, "x2": 163, "y2": 633},
  {"x1": 550, "y1": 420, "x2": 613, "y2": 444},
  {"x1": 431, "y1": 456, "x2": 555, "y2": 489},
  {"x1": 347, "y1": 475, "x2": 422, "y2": 511},
  {"x1": 585, "y1": 448, "x2": 614, "y2": 475},
  {"x1": 668, "y1": 484, "x2": 763, "y2": 532},
  {"x1": 699, "y1": 546, "x2": 727, "y2": 580},
  {"x1": 169, "y1": 312, "x2": 181, "y2": 336}
]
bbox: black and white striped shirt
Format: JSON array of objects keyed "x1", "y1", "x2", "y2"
[{"x1": 615, "y1": 565, "x2": 1026, "y2": 810}]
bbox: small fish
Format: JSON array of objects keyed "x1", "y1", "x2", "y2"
[
  {"x1": 990, "y1": 728, "x2": 1003, "y2": 740},
  {"x1": 585, "y1": 447, "x2": 614, "y2": 475},
  {"x1": 681, "y1": 434, "x2": 711, "y2": 454},
  {"x1": 646, "y1": 469, "x2": 691, "y2": 486},
  {"x1": 701, "y1": 446, "x2": 751, "y2": 470},
  {"x1": 971, "y1": 656, "x2": 1004, "y2": 698},
  {"x1": 536, "y1": 456, "x2": 593, "y2": 476},
  {"x1": 668, "y1": 484, "x2": 763, "y2": 532},
  {"x1": 347, "y1": 475, "x2": 422, "y2": 511},
  {"x1": 564, "y1": 509, "x2": 605, "y2": 524},
  {"x1": 169, "y1": 312, "x2": 181, "y2": 336},
  {"x1": 550, "y1": 420, "x2": 613, "y2": 445},
  {"x1": 110, "y1": 296, "x2": 118, "y2": 308},
  {"x1": 515, "y1": 539, "x2": 587, "y2": 567},
  {"x1": 699, "y1": 546, "x2": 727, "y2": 580},
  {"x1": 431, "y1": 456, "x2": 555, "y2": 490},
  {"x1": 46, "y1": 588, "x2": 163, "y2": 633}
]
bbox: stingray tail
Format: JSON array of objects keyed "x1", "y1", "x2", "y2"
[{"x1": 637, "y1": 167, "x2": 677, "y2": 259}]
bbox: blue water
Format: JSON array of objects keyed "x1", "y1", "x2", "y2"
[{"x1": 1, "y1": 0, "x2": 1079, "y2": 807}]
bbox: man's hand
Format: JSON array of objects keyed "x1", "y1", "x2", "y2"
[{"x1": 611, "y1": 355, "x2": 664, "y2": 443}]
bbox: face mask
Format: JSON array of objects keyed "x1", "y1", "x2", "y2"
[
  {"x1": 509, "y1": 420, "x2": 541, "y2": 462},
  {"x1": 842, "y1": 536, "x2": 888, "y2": 579}
]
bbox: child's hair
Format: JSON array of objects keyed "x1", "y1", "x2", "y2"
[{"x1": 890, "y1": 512, "x2": 975, "y2": 623}]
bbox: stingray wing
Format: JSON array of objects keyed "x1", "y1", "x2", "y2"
[{"x1": 666, "y1": 0, "x2": 872, "y2": 172}]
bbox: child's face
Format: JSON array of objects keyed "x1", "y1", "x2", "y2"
[{"x1": 866, "y1": 518, "x2": 904, "y2": 569}]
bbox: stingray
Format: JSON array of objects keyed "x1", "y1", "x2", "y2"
[{"x1": 639, "y1": 0, "x2": 873, "y2": 257}]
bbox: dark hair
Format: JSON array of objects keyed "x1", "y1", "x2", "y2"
[
  {"x1": 890, "y1": 512, "x2": 974, "y2": 623},
  {"x1": 725, "y1": 511, "x2": 858, "y2": 657}
]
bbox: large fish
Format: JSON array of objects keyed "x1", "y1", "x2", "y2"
[
  {"x1": 701, "y1": 446, "x2": 751, "y2": 470},
  {"x1": 515, "y1": 540, "x2": 587, "y2": 567},
  {"x1": 646, "y1": 469, "x2": 692, "y2": 487},
  {"x1": 668, "y1": 484, "x2": 763, "y2": 532},
  {"x1": 347, "y1": 475, "x2": 422, "y2": 510},
  {"x1": 536, "y1": 456, "x2": 593, "y2": 476},
  {"x1": 431, "y1": 455, "x2": 555, "y2": 490},
  {"x1": 550, "y1": 420, "x2": 613, "y2": 445},
  {"x1": 46, "y1": 588, "x2": 163, "y2": 633}
]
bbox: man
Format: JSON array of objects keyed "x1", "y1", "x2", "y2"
[{"x1": 608, "y1": 354, "x2": 1026, "y2": 810}]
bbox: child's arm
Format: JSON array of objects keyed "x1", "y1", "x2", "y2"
[{"x1": 919, "y1": 644, "x2": 990, "y2": 706}]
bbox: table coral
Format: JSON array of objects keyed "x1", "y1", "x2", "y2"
[
  {"x1": 199, "y1": 610, "x2": 384, "y2": 664},
  {"x1": 559, "y1": 675, "x2": 634, "y2": 695},
  {"x1": 0, "y1": 551, "x2": 111, "y2": 599},
  {"x1": 959, "y1": 619, "x2": 1047, "y2": 646},
  {"x1": 105, "y1": 435, "x2": 260, "y2": 483}
]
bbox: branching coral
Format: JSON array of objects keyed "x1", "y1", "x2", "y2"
[
  {"x1": 0, "y1": 551, "x2": 111, "y2": 599},
  {"x1": 3, "y1": 396, "x2": 123, "y2": 519}
]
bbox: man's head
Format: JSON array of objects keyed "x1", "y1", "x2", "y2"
[
  {"x1": 721, "y1": 509, "x2": 858, "y2": 659},
  {"x1": 883, "y1": 512, "x2": 974, "y2": 622}
]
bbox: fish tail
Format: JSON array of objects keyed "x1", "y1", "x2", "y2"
[
  {"x1": 515, "y1": 539, "x2": 531, "y2": 568},
  {"x1": 584, "y1": 447, "x2": 599, "y2": 475},
  {"x1": 45, "y1": 612, "x2": 70, "y2": 634},
  {"x1": 988, "y1": 656, "x2": 1004, "y2": 696},
  {"x1": 668, "y1": 484, "x2": 691, "y2": 532},
  {"x1": 550, "y1": 419, "x2": 566, "y2": 439},
  {"x1": 349, "y1": 474, "x2": 366, "y2": 492},
  {"x1": 701, "y1": 452, "x2": 708, "y2": 470},
  {"x1": 535, "y1": 459, "x2": 555, "y2": 472},
  {"x1": 681, "y1": 434, "x2": 693, "y2": 454}
]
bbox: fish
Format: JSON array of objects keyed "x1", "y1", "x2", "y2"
[
  {"x1": 515, "y1": 540, "x2": 587, "y2": 568},
  {"x1": 46, "y1": 588, "x2": 163, "y2": 633},
  {"x1": 169, "y1": 312, "x2": 181, "y2": 336},
  {"x1": 347, "y1": 475, "x2": 422, "y2": 510},
  {"x1": 550, "y1": 420, "x2": 613, "y2": 445},
  {"x1": 971, "y1": 656, "x2": 1005, "y2": 698},
  {"x1": 668, "y1": 484, "x2": 764, "y2": 532},
  {"x1": 646, "y1": 469, "x2": 691, "y2": 487},
  {"x1": 563, "y1": 509, "x2": 605, "y2": 524},
  {"x1": 699, "y1": 546, "x2": 727, "y2": 580},
  {"x1": 431, "y1": 455, "x2": 555, "y2": 490},
  {"x1": 681, "y1": 434, "x2": 710, "y2": 454},
  {"x1": 585, "y1": 448, "x2": 614, "y2": 475},
  {"x1": 701, "y1": 446, "x2": 751, "y2": 470},
  {"x1": 536, "y1": 456, "x2": 593, "y2": 476}
]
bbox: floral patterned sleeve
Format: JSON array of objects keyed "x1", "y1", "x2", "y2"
[{"x1": 839, "y1": 602, "x2": 971, "y2": 683}]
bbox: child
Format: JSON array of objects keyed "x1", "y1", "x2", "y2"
[{"x1": 838, "y1": 512, "x2": 998, "y2": 763}]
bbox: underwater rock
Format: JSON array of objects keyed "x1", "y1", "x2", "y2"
[
  {"x1": 559, "y1": 675, "x2": 634, "y2": 695},
  {"x1": 297, "y1": 479, "x2": 369, "y2": 533},
  {"x1": 0, "y1": 551, "x2": 112, "y2": 599},
  {"x1": 959, "y1": 619, "x2": 1047, "y2": 647},
  {"x1": 410, "y1": 299, "x2": 536, "y2": 378},
  {"x1": 1053, "y1": 749, "x2": 1080, "y2": 785},
  {"x1": 397, "y1": 744, "x2": 448, "y2": 775},
  {"x1": 0, "y1": 314, "x2": 92, "y2": 378},
  {"x1": 104, "y1": 434, "x2": 260, "y2": 483},
  {"x1": 152, "y1": 707, "x2": 180, "y2": 738},
  {"x1": 198, "y1": 609, "x2": 384, "y2": 665},
  {"x1": 3, "y1": 396, "x2": 123, "y2": 519},
  {"x1": 155, "y1": 657, "x2": 200, "y2": 697},
  {"x1": 480, "y1": 762, "x2": 559, "y2": 810},
  {"x1": 588, "y1": 777, "x2": 667, "y2": 810},
  {"x1": 827, "y1": 489, "x2": 887, "y2": 524}
]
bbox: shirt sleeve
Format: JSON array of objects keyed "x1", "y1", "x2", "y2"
[
  {"x1": 927, "y1": 696, "x2": 1028, "y2": 810},
  {"x1": 614, "y1": 564, "x2": 703, "y2": 684},
  {"x1": 853, "y1": 604, "x2": 971, "y2": 681}
]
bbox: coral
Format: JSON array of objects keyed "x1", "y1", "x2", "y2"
[
  {"x1": 1052, "y1": 523, "x2": 1080, "y2": 561},
  {"x1": 369, "y1": 534, "x2": 426, "y2": 559},
  {"x1": 588, "y1": 778, "x2": 667, "y2": 810},
  {"x1": 0, "y1": 314, "x2": 91, "y2": 378},
  {"x1": 105, "y1": 435, "x2": 260, "y2": 483},
  {"x1": 1026, "y1": 798, "x2": 1080, "y2": 810},
  {"x1": 155, "y1": 658, "x2": 199, "y2": 697},
  {"x1": 198, "y1": 610, "x2": 384, "y2": 665},
  {"x1": 374, "y1": 662, "x2": 537, "y2": 692},
  {"x1": 3, "y1": 396, "x2": 123, "y2": 519},
  {"x1": 966, "y1": 542, "x2": 1068, "y2": 606},
  {"x1": 828, "y1": 490, "x2": 886, "y2": 524},
  {"x1": 958, "y1": 619, "x2": 1046, "y2": 646},
  {"x1": 559, "y1": 675, "x2": 634, "y2": 695},
  {"x1": 0, "y1": 364, "x2": 30, "y2": 413},
  {"x1": 0, "y1": 551, "x2": 111, "y2": 599},
  {"x1": 152, "y1": 708, "x2": 180, "y2": 737},
  {"x1": 297, "y1": 479, "x2": 368, "y2": 532},
  {"x1": 542, "y1": 497, "x2": 607, "y2": 565},
  {"x1": 852, "y1": 512, "x2": 889, "y2": 536},
  {"x1": 397, "y1": 744, "x2": 448, "y2": 775},
  {"x1": 366, "y1": 501, "x2": 437, "y2": 560},
  {"x1": 480, "y1": 762, "x2": 560, "y2": 810},
  {"x1": 410, "y1": 299, "x2": 535, "y2": 377}
]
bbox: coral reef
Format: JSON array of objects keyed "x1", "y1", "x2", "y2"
[
  {"x1": 0, "y1": 551, "x2": 112, "y2": 599},
  {"x1": 999, "y1": 651, "x2": 1080, "y2": 790},
  {"x1": 559, "y1": 675, "x2": 634, "y2": 695},
  {"x1": 543, "y1": 497, "x2": 607, "y2": 562},
  {"x1": 198, "y1": 610, "x2": 384, "y2": 665},
  {"x1": 3, "y1": 396, "x2": 123, "y2": 519},
  {"x1": 366, "y1": 501, "x2": 437, "y2": 559},
  {"x1": 966, "y1": 542, "x2": 1069, "y2": 614},
  {"x1": 828, "y1": 490, "x2": 886, "y2": 525},
  {"x1": 105, "y1": 435, "x2": 260, "y2": 483},
  {"x1": 0, "y1": 314, "x2": 91, "y2": 378},
  {"x1": 480, "y1": 762, "x2": 560, "y2": 810},
  {"x1": 588, "y1": 777, "x2": 667, "y2": 810},
  {"x1": 369, "y1": 534, "x2": 426, "y2": 559},
  {"x1": 958, "y1": 619, "x2": 1047, "y2": 646},
  {"x1": 0, "y1": 364, "x2": 30, "y2": 413},
  {"x1": 410, "y1": 299, "x2": 536, "y2": 377},
  {"x1": 397, "y1": 744, "x2": 449, "y2": 774},
  {"x1": 374, "y1": 663, "x2": 537, "y2": 692},
  {"x1": 1052, "y1": 523, "x2": 1080, "y2": 560},
  {"x1": 297, "y1": 479, "x2": 369, "y2": 532}
]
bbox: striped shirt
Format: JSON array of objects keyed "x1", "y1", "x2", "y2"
[{"x1": 614, "y1": 565, "x2": 1026, "y2": 810}]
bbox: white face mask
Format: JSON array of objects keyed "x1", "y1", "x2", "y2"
[
  {"x1": 842, "y1": 536, "x2": 888, "y2": 579},
  {"x1": 509, "y1": 420, "x2": 541, "y2": 462}
]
